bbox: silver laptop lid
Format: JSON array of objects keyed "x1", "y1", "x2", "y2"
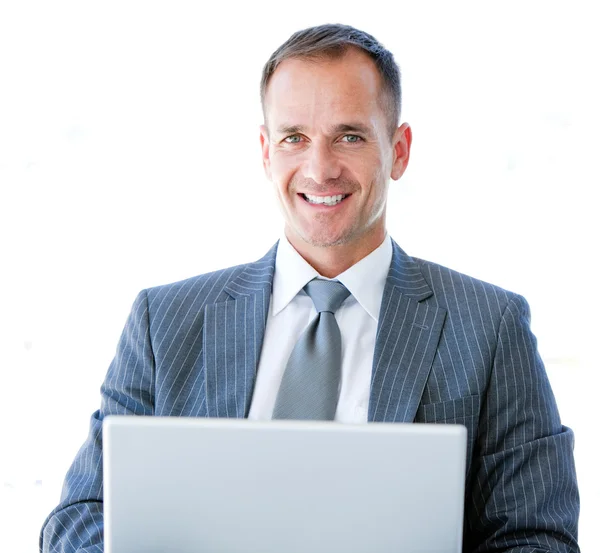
[{"x1": 104, "y1": 416, "x2": 466, "y2": 553}]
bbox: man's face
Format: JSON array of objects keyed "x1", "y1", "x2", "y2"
[{"x1": 260, "y1": 48, "x2": 411, "y2": 257}]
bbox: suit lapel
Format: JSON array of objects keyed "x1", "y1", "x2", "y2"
[
  {"x1": 204, "y1": 244, "x2": 276, "y2": 418},
  {"x1": 369, "y1": 241, "x2": 447, "y2": 422}
]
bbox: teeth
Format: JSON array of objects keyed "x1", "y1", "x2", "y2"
[{"x1": 304, "y1": 193, "x2": 347, "y2": 206}]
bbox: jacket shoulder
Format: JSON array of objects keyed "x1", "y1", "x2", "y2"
[
  {"x1": 411, "y1": 255, "x2": 524, "y2": 314},
  {"x1": 146, "y1": 262, "x2": 248, "y2": 300},
  {"x1": 141, "y1": 244, "x2": 277, "y2": 317}
]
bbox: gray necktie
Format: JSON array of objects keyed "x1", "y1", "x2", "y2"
[{"x1": 273, "y1": 279, "x2": 350, "y2": 420}]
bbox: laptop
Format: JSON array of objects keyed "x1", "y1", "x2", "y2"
[{"x1": 103, "y1": 416, "x2": 467, "y2": 553}]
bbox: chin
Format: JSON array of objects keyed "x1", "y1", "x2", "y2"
[{"x1": 301, "y1": 228, "x2": 356, "y2": 249}]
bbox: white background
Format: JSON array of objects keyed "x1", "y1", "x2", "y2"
[{"x1": 0, "y1": 1, "x2": 597, "y2": 551}]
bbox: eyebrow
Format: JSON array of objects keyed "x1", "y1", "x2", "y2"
[{"x1": 276, "y1": 123, "x2": 373, "y2": 137}]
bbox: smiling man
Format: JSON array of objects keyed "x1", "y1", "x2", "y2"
[{"x1": 41, "y1": 24, "x2": 579, "y2": 553}]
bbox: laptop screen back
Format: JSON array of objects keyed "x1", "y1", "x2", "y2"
[{"x1": 103, "y1": 417, "x2": 466, "y2": 553}]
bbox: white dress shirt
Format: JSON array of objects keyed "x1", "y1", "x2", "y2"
[{"x1": 247, "y1": 234, "x2": 393, "y2": 423}]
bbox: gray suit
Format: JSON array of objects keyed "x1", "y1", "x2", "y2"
[{"x1": 40, "y1": 240, "x2": 579, "y2": 552}]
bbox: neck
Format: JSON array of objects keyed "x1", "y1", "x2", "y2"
[{"x1": 285, "y1": 228, "x2": 386, "y2": 278}]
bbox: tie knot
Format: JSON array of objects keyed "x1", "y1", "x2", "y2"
[{"x1": 304, "y1": 279, "x2": 350, "y2": 314}]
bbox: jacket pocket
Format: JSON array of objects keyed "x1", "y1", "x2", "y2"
[{"x1": 416, "y1": 394, "x2": 481, "y2": 423}]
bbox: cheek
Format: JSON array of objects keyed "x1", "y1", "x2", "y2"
[
  {"x1": 271, "y1": 156, "x2": 300, "y2": 192},
  {"x1": 349, "y1": 149, "x2": 384, "y2": 180}
]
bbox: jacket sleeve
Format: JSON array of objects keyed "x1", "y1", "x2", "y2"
[
  {"x1": 464, "y1": 294, "x2": 580, "y2": 552},
  {"x1": 40, "y1": 290, "x2": 155, "y2": 553}
]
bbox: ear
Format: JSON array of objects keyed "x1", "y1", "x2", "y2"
[
  {"x1": 390, "y1": 122, "x2": 412, "y2": 181},
  {"x1": 259, "y1": 125, "x2": 272, "y2": 181}
]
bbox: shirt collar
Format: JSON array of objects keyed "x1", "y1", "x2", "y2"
[
  {"x1": 272, "y1": 236, "x2": 319, "y2": 316},
  {"x1": 272, "y1": 234, "x2": 392, "y2": 321}
]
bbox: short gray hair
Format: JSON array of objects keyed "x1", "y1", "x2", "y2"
[{"x1": 260, "y1": 23, "x2": 402, "y2": 139}]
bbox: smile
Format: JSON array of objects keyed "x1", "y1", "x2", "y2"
[{"x1": 301, "y1": 193, "x2": 349, "y2": 206}]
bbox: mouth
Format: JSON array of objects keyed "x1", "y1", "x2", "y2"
[{"x1": 300, "y1": 193, "x2": 350, "y2": 207}]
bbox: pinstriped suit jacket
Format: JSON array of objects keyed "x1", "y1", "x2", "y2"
[{"x1": 40, "y1": 239, "x2": 579, "y2": 552}]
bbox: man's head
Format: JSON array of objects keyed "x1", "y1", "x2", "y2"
[{"x1": 260, "y1": 24, "x2": 412, "y2": 273}]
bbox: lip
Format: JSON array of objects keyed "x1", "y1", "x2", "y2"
[
  {"x1": 297, "y1": 192, "x2": 351, "y2": 209},
  {"x1": 299, "y1": 192, "x2": 350, "y2": 198}
]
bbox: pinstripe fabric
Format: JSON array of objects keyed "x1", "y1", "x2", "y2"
[{"x1": 40, "y1": 240, "x2": 579, "y2": 553}]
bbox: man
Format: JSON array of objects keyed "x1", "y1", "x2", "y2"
[{"x1": 40, "y1": 23, "x2": 580, "y2": 552}]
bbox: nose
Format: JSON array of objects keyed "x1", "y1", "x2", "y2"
[{"x1": 303, "y1": 141, "x2": 342, "y2": 184}]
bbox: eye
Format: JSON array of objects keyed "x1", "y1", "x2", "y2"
[
  {"x1": 283, "y1": 135, "x2": 303, "y2": 144},
  {"x1": 341, "y1": 135, "x2": 362, "y2": 143}
]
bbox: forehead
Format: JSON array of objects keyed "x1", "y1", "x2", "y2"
[{"x1": 264, "y1": 49, "x2": 385, "y2": 127}]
